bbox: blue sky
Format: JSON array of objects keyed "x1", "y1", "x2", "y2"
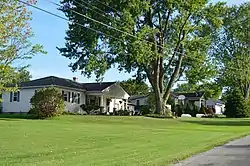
[{"x1": 27, "y1": 0, "x2": 248, "y2": 82}]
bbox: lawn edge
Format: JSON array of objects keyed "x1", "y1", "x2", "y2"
[{"x1": 170, "y1": 132, "x2": 250, "y2": 165}]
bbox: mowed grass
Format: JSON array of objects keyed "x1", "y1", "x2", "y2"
[{"x1": 0, "y1": 115, "x2": 250, "y2": 166}]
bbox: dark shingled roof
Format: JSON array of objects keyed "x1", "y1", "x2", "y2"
[
  {"x1": 173, "y1": 91, "x2": 205, "y2": 98},
  {"x1": 207, "y1": 99, "x2": 225, "y2": 105},
  {"x1": 19, "y1": 76, "x2": 84, "y2": 90},
  {"x1": 129, "y1": 94, "x2": 149, "y2": 100},
  {"x1": 82, "y1": 82, "x2": 116, "y2": 91}
]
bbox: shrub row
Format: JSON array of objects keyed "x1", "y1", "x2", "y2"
[{"x1": 144, "y1": 114, "x2": 174, "y2": 119}]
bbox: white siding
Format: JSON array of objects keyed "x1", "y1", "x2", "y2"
[
  {"x1": 109, "y1": 98, "x2": 125, "y2": 112},
  {"x1": 63, "y1": 88, "x2": 85, "y2": 113},
  {"x1": 2, "y1": 87, "x2": 86, "y2": 113},
  {"x1": 103, "y1": 84, "x2": 130, "y2": 99},
  {"x1": 87, "y1": 83, "x2": 130, "y2": 113},
  {"x1": 2, "y1": 89, "x2": 35, "y2": 113},
  {"x1": 214, "y1": 105, "x2": 223, "y2": 114},
  {"x1": 127, "y1": 105, "x2": 135, "y2": 112},
  {"x1": 206, "y1": 100, "x2": 225, "y2": 115}
]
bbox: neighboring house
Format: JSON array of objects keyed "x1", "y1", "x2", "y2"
[
  {"x1": 128, "y1": 91, "x2": 224, "y2": 115},
  {"x1": 129, "y1": 92, "x2": 206, "y2": 110},
  {"x1": 2, "y1": 76, "x2": 129, "y2": 114},
  {"x1": 206, "y1": 99, "x2": 225, "y2": 114},
  {"x1": 128, "y1": 95, "x2": 149, "y2": 112},
  {"x1": 172, "y1": 91, "x2": 206, "y2": 109},
  {"x1": 173, "y1": 92, "x2": 225, "y2": 114}
]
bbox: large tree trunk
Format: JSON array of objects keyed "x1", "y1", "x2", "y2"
[
  {"x1": 144, "y1": 8, "x2": 187, "y2": 115},
  {"x1": 243, "y1": 85, "x2": 250, "y2": 100},
  {"x1": 148, "y1": 48, "x2": 184, "y2": 115},
  {"x1": 240, "y1": 84, "x2": 250, "y2": 100},
  {"x1": 154, "y1": 91, "x2": 167, "y2": 115}
]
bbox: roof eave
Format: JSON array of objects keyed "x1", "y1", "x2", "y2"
[{"x1": 18, "y1": 85, "x2": 86, "y2": 92}]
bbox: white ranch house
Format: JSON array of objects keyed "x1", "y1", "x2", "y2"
[{"x1": 2, "y1": 76, "x2": 130, "y2": 114}]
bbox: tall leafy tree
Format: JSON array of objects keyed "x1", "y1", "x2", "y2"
[
  {"x1": 59, "y1": 0, "x2": 225, "y2": 114},
  {"x1": 224, "y1": 88, "x2": 250, "y2": 118},
  {"x1": 16, "y1": 68, "x2": 32, "y2": 83},
  {"x1": 120, "y1": 79, "x2": 149, "y2": 95},
  {"x1": 213, "y1": 2, "x2": 250, "y2": 99},
  {"x1": 0, "y1": 0, "x2": 45, "y2": 94}
]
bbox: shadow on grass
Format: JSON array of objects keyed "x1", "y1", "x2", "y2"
[
  {"x1": 180, "y1": 119, "x2": 250, "y2": 126},
  {"x1": 0, "y1": 113, "x2": 37, "y2": 120},
  {"x1": 223, "y1": 145, "x2": 250, "y2": 149}
]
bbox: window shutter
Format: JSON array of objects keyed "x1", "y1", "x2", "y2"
[
  {"x1": 10, "y1": 92, "x2": 13, "y2": 102},
  {"x1": 68, "y1": 92, "x2": 71, "y2": 102},
  {"x1": 77, "y1": 93, "x2": 80, "y2": 104},
  {"x1": 17, "y1": 91, "x2": 20, "y2": 102},
  {"x1": 72, "y1": 92, "x2": 74, "y2": 103}
]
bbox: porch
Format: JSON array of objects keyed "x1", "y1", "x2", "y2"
[
  {"x1": 86, "y1": 95, "x2": 128, "y2": 113},
  {"x1": 85, "y1": 82, "x2": 130, "y2": 113}
]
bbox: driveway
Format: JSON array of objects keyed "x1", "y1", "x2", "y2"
[{"x1": 173, "y1": 135, "x2": 250, "y2": 166}]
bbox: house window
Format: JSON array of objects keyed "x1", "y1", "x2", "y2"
[
  {"x1": 13, "y1": 92, "x2": 18, "y2": 101},
  {"x1": 63, "y1": 93, "x2": 68, "y2": 102},
  {"x1": 62, "y1": 90, "x2": 68, "y2": 102},
  {"x1": 10, "y1": 91, "x2": 20, "y2": 102}
]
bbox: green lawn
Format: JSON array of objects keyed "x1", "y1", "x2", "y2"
[{"x1": 0, "y1": 115, "x2": 250, "y2": 166}]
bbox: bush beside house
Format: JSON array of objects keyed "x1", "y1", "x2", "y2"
[{"x1": 29, "y1": 87, "x2": 64, "y2": 119}]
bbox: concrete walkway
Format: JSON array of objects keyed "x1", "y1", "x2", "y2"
[{"x1": 173, "y1": 135, "x2": 250, "y2": 166}]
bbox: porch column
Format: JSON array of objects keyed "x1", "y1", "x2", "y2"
[
  {"x1": 199, "y1": 98, "x2": 203, "y2": 109},
  {"x1": 100, "y1": 95, "x2": 104, "y2": 113},
  {"x1": 100, "y1": 95, "x2": 104, "y2": 107},
  {"x1": 113, "y1": 98, "x2": 116, "y2": 112},
  {"x1": 125, "y1": 99, "x2": 128, "y2": 110}
]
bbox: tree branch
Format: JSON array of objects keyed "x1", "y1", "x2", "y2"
[
  {"x1": 163, "y1": 51, "x2": 184, "y2": 100},
  {"x1": 163, "y1": 10, "x2": 171, "y2": 39}
]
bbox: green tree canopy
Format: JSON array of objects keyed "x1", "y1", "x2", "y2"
[
  {"x1": 120, "y1": 79, "x2": 149, "y2": 95},
  {"x1": 224, "y1": 88, "x2": 250, "y2": 118},
  {"x1": 174, "y1": 82, "x2": 222, "y2": 99},
  {"x1": 213, "y1": 2, "x2": 250, "y2": 99},
  {"x1": 59, "y1": 0, "x2": 225, "y2": 114},
  {"x1": 0, "y1": 0, "x2": 45, "y2": 94},
  {"x1": 16, "y1": 68, "x2": 32, "y2": 83}
]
